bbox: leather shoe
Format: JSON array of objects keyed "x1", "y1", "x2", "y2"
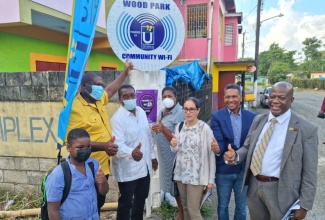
[{"x1": 317, "y1": 111, "x2": 325, "y2": 119}]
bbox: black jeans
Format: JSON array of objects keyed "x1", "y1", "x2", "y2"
[
  {"x1": 117, "y1": 173, "x2": 150, "y2": 220},
  {"x1": 97, "y1": 174, "x2": 109, "y2": 215}
]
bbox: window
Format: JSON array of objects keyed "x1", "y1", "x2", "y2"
[
  {"x1": 187, "y1": 4, "x2": 207, "y2": 38},
  {"x1": 36, "y1": 61, "x2": 66, "y2": 71},
  {"x1": 224, "y1": 24, "x2": 233, "y2": 46},
  {"x1": 101, "y1": 66, "x2": 117, "y2": 71}
]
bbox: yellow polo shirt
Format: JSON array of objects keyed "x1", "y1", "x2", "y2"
[{"x1": 66, "y1": 92, "x2": 112, "y2": 175}]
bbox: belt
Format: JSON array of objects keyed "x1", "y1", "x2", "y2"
[{"x1": 255, "y1": 175, "x2": 279, "y2": 182}]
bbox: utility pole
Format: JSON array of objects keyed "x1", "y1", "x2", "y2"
[
  {"x1": 253, "y1": 0, "x2": 262, "y2": 107},
  {"x1": 242, "y1": 31, "x2": 247, "y2": 59}
]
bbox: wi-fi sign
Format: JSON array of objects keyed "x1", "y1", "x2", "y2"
[
  {"x1": 130, "y1": 13, "x2": 165, "y2": 51},
  {"x1": 107, "y1": 0, "x2": 185, "y2": 71}
]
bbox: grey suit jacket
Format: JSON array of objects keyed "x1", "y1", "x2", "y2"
[{"x1": 237, "y1": 111, "x2": 318, "y2": 213}]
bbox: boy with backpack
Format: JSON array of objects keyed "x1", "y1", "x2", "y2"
[{"x1": 45, "y1": 128, "x2": 109, "y2": 219}]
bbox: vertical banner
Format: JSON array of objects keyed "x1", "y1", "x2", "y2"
[
  {"x1": 57, "y1": 0, "x2": 102, "y2": 149},
  {"x1": 136, "y1": 90, "x2": 158, "y2": 123}
]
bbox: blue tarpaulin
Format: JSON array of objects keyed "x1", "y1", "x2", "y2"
[{"x1": 164, "y1": 60, "x2": 211, "y2": 91}]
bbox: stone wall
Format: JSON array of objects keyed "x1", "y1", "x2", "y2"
[{"x1": 0, "y1": 70, "x2": 125, "y2": 202}]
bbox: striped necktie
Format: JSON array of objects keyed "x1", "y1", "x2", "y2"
[{"x1": 250, "y1": 117, "x2": 277, "y2": 176}]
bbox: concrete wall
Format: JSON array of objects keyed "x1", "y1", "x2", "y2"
[
  {"x1": 0, "y1": 70, "x2": 125, "y2": 200},
  {"x1": 0, "y1": 70, "x2": 166, "y2": 207}
]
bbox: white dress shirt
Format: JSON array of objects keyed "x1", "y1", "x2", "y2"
[
  {"x1": 255, "y1": 109, "x2": 291, "y2": 178},
  {"x1": 110, "y1": 106, "x2": 156, "y2": 182}
]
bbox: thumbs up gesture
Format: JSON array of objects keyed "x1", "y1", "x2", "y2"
[
  {"x1": 151, "y1": 118, "x2": 164, "y2": 133},
  {"x1": 211, "y1": 137, "x2": 220, "y2": 154},
  {"x1": 132, "y1": 143, "x2": 143, "y2": 161},
  {"x1": 170, "y1": 133, "x2": 178, "y2": 147},
  {"x1": 96, "y1": 166, "x2": 106, "y2": 184},
  {"x1": 223, "y1": 144, "x2": 236, "y2": 165},
  {"x1": 105, "y1": 136, "x2": 118, "y2": 156}
]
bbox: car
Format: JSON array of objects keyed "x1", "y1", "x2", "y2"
[{"x1": 260, "y1": 87, "x2": 271, "y2": 108}]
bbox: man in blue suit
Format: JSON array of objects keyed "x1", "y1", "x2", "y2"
[{"x1": 210, "y1": 83, "x2": 256, "y2": 220}]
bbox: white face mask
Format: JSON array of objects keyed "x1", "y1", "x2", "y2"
[{"x1": 162, "y1": 98, "x2": 175, "y2": 109}]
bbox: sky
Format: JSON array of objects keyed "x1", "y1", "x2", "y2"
[{"x1": 235, "y1": 0, "x2": 325, "y2": 59}]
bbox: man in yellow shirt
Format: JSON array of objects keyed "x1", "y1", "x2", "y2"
[{"x1": 66, "y1": 58, "x2": 133, "y2": 212}]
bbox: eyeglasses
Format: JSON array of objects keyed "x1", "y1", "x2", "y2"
[{"x1": 183, "y1": 108, "x2": 198, "y2": 113}]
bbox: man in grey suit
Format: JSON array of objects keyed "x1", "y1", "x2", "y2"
[{"x1": 224, "y1": 82, "x2": 318, "y2": 220}]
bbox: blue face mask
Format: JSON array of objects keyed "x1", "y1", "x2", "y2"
[
  {"x1": 123, "y1": 99, "x2": 137, "y2": 111},
  {"x1": 86, "y1": 83, "x2": 104, "y2": 101}
]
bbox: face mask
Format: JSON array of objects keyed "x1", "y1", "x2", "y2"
[
  {"x1": 162, "y1": 98, "x2": 175, "y2": 109},
  {"x1": 73, "y1": 147, "x2": 92, "y2": 163},
  {"x1": 86, "y1": 83, "x2": 104, "y2": 101},
  {"x1": 123, "y1": 99, "x2": 137, "y2": 111}
]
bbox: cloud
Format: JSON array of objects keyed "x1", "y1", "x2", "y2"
[{"x1": 238, "y1": 0, "x2": 325, "y2": 59}]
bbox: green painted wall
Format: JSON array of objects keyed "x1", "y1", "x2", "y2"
[{"x1": 0, "y1": 32, "x2": 123, "y2": 72}]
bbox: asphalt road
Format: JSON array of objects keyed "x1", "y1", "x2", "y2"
[{"x1": 207, "y1": 89, "x2": 325, "y2": 220}]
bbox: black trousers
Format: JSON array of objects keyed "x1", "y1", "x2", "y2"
[
  {"x1": 117, "y1": 173, "x2": 150, "y2": 220},
  {"x1": 97, "y1": 174, "x2": 109, "y2": 215}
]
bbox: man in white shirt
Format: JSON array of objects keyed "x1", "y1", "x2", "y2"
[
  {"x1": 110, "y1": 84, "x2": 158, "y2": 220},
  {"x1": 224, "y1": 82, "x2": 318, "y2": 220}
]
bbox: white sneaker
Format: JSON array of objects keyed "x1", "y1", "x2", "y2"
[
  {"x1": 165, "y1": 192, "x2": 178, "y2": 207},
  {"x1": 160, "y1": 190, "x2": 166, "y2": 202}
]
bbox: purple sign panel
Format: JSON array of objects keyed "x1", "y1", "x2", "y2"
[{"x1": 136, "y1": 90, "x2": 158, "y2": 123}]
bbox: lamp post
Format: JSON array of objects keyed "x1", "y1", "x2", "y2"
[{"x1": 252, "y1": 9, "x2": 284, "y2": 107}]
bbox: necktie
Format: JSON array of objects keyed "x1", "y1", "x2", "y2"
[{"x1": 250, "y1": 117, "x2": 277, "y2": 176}]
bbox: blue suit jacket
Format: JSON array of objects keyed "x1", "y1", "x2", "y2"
[{"x1": 210, "y1": 108, "x2": 256, "y2": 174}]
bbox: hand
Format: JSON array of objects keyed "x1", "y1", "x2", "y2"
[
  {"x1": 289, "y1": 207, "x2": 308, "y2": 220},
  {"x1": 170, "y1": 133, "x2": 178, "y2": 147},
  {"x1": 105, "y1": 136, "x2": 118, "y2": 156},
  {"x1": 203, "y1": 183, "x2": 213, "y2": 193},
  {"x1": 96, "y1": 166, "x2": 106, "y2": 184},
  {"x1": 132, "y1": 143, "x2": 143, "y2": 161},
  {"x1": 223, "y1": 144, "x2": 236, "y2": 165},
  {"x1": 211, "y1": 137, "x2": 220, "y2": 154},
  {"x1": 151, "y1": 118, "x2": 164, "y2": 133},
  {"x1": 124, "y1": 57, "x2": 134, "y2": 74},
  {"x1": 152, "y1": 159, "x2": 158, "y2": 171}
]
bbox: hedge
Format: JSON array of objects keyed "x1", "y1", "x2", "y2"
[{"x1": 289, "y1": 79, "x2": 325, "y2": 90}]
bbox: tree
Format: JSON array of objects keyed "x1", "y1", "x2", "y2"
[
  {"x1": 258, "y1": 43, "x2": 296, "y2": 78},
  {"x1": 300, "y1": 37, "x2": 324, "y2": 73},
  {"x1": 302, "y1": 37, "x2": 322, "y2": 61}
]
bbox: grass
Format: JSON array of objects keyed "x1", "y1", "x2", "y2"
[
  {"x1": 152, "y1": 200, "x2": 213, "y2": 219},
  {"x1": 0, "y1": 189, "x2": 42, "y2": 211}
]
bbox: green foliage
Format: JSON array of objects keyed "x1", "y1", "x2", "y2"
[
  {"x1": 0, "y1": 189, "x2": 42, "y2": 211},
  {"x1": 153, "y1": 201, "x2": 178, "y2": 219},
  {"x1": 258, "y1": 43, "x2": 297, "y2": 77},
  {"x1": 237, "y1": 57, "x2": 254, "y2": 62},
  {"x1": 289, "y1": 79, "x2": 325, "y2": 90},
  {"x1": 200, "y1": 202, "x2": 213, "y2": 218},
  {"x1": 267, "y1": 62, "x2": 290, "y2": 84},
  {"x1": 257, "y1": 82, "x2": 265, "y2": 86},
  {"x1": 153, "y1": 200, "x2": 214, "y2": 219}
]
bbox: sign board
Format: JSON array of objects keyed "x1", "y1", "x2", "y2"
[
  {"x1": 136, "y1": 90, "x2": 158, "y2": 123},
  {"x1": 247, "y1": 65, "x2": 256, "y2": 73},
  {"x1": 107, "y1": 0, "x2": 185, "y2": 71}
]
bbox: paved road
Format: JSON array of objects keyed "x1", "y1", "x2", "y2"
[{"x1": 207, "y1": 89, "x2": 325, "y2": 220}]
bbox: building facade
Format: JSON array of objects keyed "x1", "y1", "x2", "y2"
[{"x1": 0, "y1": 0, "x2": 123, "y2": 72}]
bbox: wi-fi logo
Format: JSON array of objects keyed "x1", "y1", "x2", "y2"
[
  {"x1": 160, "y1": 15, "x2": 177, "y2": 53},
  {"x1": 116, "y1": 12, "x2": 135, "y2": 51},
  {"x1": 130, "y1": 13, "x2": 165, "y2": 51}
]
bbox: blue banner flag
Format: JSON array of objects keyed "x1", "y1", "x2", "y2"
[{"x1": 57, "y1": 0, "x2": 102, "y2": 149}]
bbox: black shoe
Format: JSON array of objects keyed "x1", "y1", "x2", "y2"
[{"x1": 317, "y1": 113, "x2": 325, "y2": 119}]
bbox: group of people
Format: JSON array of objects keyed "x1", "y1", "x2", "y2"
[{"x1": 45, "y1": 58, "x2": 319, "y2": 220}]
